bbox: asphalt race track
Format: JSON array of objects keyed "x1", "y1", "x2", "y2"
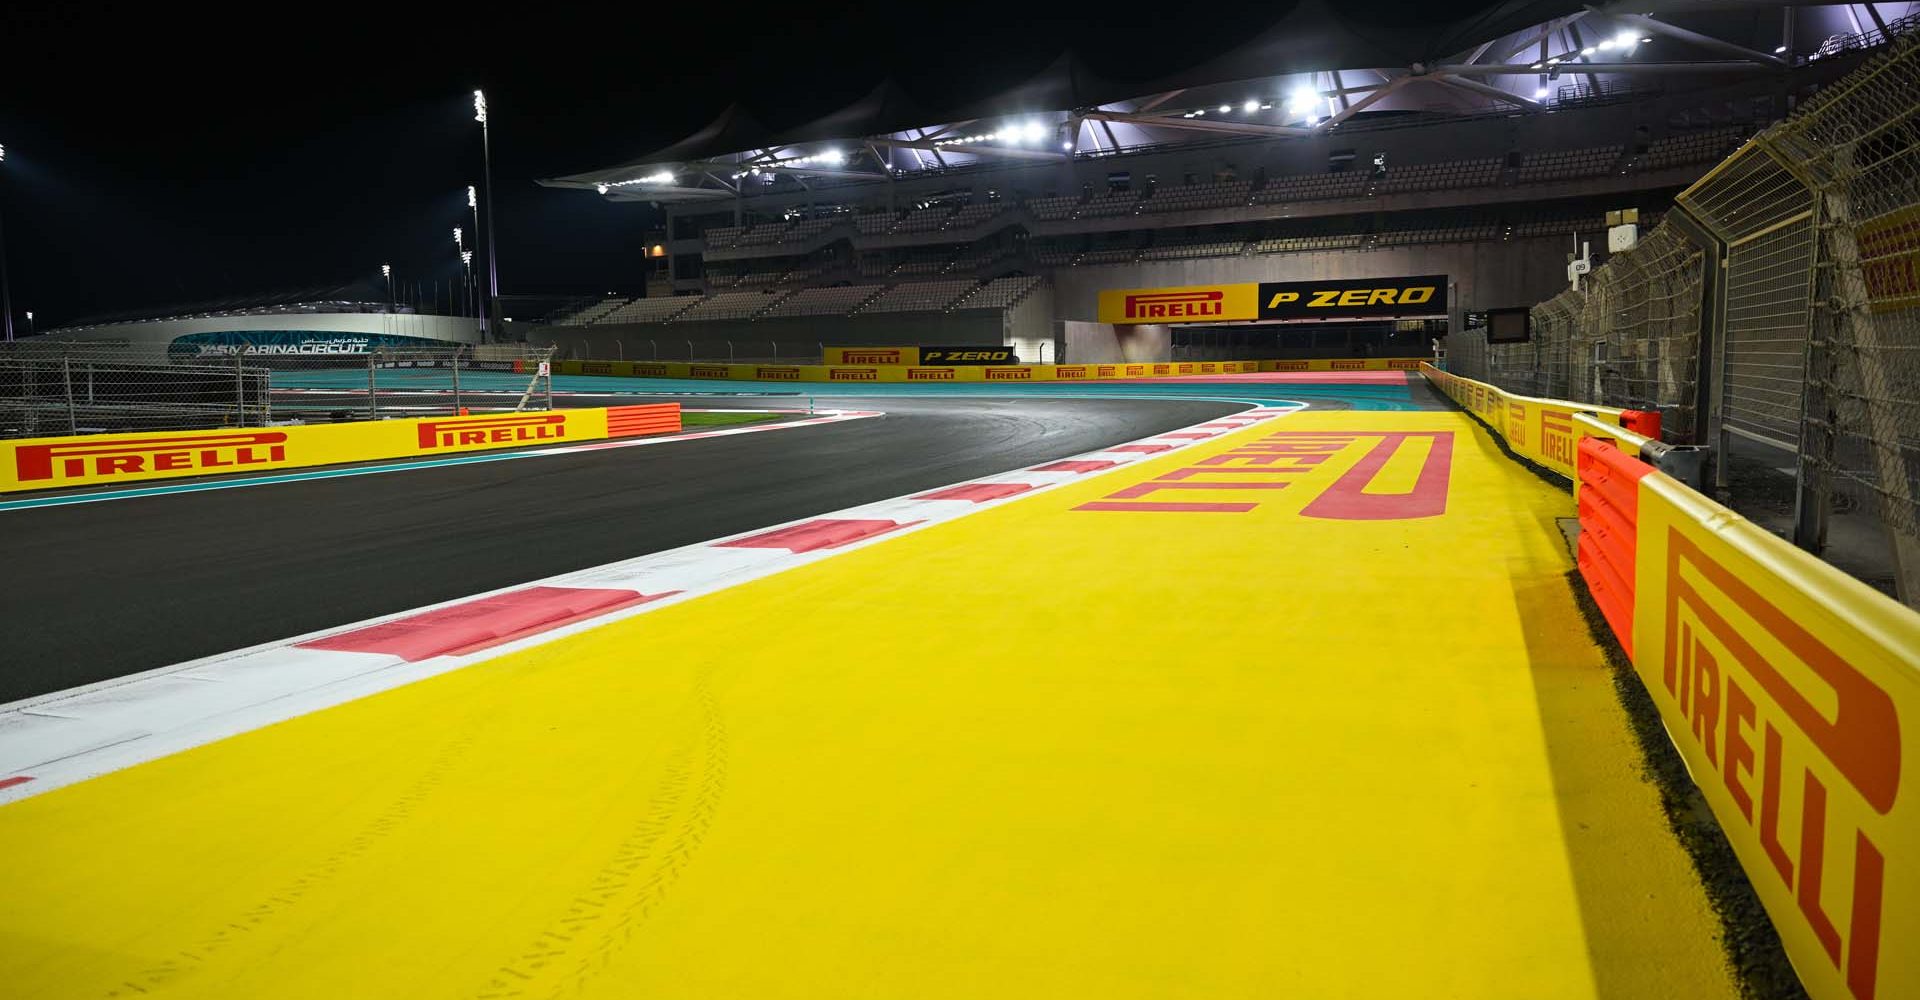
[{"x1": 1, "y1": 395, "x2": 1244, "y2": 701}]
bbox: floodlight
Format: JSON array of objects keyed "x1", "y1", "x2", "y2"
[
  {"x1": 1218, "y1": 104, "x2": 1231, "y2": 113},
  {"x1": 1598, "y1": 39, "x2": 1615, "y2": 51},
  {"x1": 467, "y1": 185, "x2": 477, "y2": 208},
  {"x1": 1242, "y1": 100, "x2": 1259, "y2": 113},
  {"x1": 382, "y1": 264, "x2": 391, "y2": 277},
  {"x1": 453, "y1": 226, "x2": 463, "y2": 247},
  {"x1": 472, "y1": 90, "x2": 487, "y2": 124},
  {"x1": 1774, "y1": 44, "x2": 1788, "y2": 53},
  {"x1": 822, "y1": 149, "x2": 846, "y2": 165},
  {"x1": 1582, "y1": 46, "x2": 1596, "y2": 55},
  {"x1": 596, "y1": 183, "x2": 609, "y2": 194},
  {"x1": 1062, "y1": 140, "x2": 1074, "y2": 150},
  {"x1": 1534, "y1": 87, "x2": 1549, "y2": 98},
  {"x1": 1615, "y1": 31, "x2": 1637, "y2": 48}
]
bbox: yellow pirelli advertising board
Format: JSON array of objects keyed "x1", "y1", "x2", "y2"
[
  {"x1": 1633, "y1": 474, "x2": 1919, "y2": 1000},
  {"x1": 0, "y1": 405, "x2": 681, "y2": 493},
  {"x1": 1423, "y1": 361, "x2": 1920, "y2": 1000},
  {"x1": 1096, "y1": 284, "x2": 1260, "y2": 325},
  {"x1": 557, "y1": 359, "x2": 1272, "y2": 382}
]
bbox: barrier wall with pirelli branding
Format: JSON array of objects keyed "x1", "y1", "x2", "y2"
[
  {"x1": 1424, "y1": 362, "x2": 1920, "y2": 1000},
  {"x1": 0, "y1": 404, "x2": 681, "y2": 493},
  {"x1": 1418, "y1": 362, "x2": 1629, "y2": 479},
  {"x1": 556, "y1": 358, "x2": 1426, "y2": 382}
]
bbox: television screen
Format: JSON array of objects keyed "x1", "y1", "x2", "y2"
[{"x1": 1486, "y1": 308, "x2": 1530, "y2": 344}]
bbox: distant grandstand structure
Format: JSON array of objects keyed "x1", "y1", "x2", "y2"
[{"x1": 536, "y1": 3, "x2": 1911, "y2": 363}]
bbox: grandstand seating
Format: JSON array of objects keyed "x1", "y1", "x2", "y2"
[
  {"x1": 1026, "y1": 195, "x2": 1083, "y2": 221},
  {"x1": 599, "y1": 296, "x2": 701, "y2": 324},
  {"x1": 550, "y1": 297, "x2": 629, "y2": 326},
  {"x1": 894, "y1": 204, "x2": 959, "y2": 234},
  {"x1": 1141, "y1": 180, "x2": 1253, "y2": 214},
  {"x1": 1516, "y1": 145, "x2": 1623, "y2": 183},
  {"x1": 760, "y1": 284, "x2": 886, "y2": 318},
  {"x1": 855, "y1": 210, "x2": 897, "y2": 235},
  {"x1": 1253, "y1": 234, "x2": 1366, "y2": 254},
  {"x1": 1374, "y1": 158, "x2": 1504, "y2": 194},
  {"x1": 945, "y1": 202, "x2": 1010, "y2": 231},
  {"x1": 1079, "y1": 190, "x2": 1145, "y2": 218},
  {"x1": 703, "y1": 226, "x2": 746, "y2": 250},
  {"x1": 775, "y1": 218, "x2": 838, "y2": 246},
  {"x1": 672, "y1": 290, "x2": 786, "y2": 322},
  {"x1": 1636, "y1": 127, "x2": 1749, "y2": 171},
  {"x1": 952, "y1": 276, "x2": 1042, "y2": 310},
  {"x1": 861, "y1": 280, "x2": 978, "y2": 313},
  {"x1": 1138, "y1": 239, "x2": 1248, "y2": 261},
  {"x1": 1254, "y1": 172, "x2": 1371, "y2": 204}
]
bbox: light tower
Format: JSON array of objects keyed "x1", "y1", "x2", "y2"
[
  {"x1": 473, "y1": 91, "x2": 500, "y2": 340},
  {"x1": 0, "y1": 143, "x2": 12, "y2": 343}
]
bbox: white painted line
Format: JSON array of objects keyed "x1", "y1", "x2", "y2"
[{"x1": 0, "y1": 403, "x2": 1303, "y2": 804}]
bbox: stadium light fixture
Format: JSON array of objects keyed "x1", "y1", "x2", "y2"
[
  {"x1": 1598, "y1": 39, "x2": 1615, "y2": 51},
  {"x1": 1774, "y1": 44, "x2": 1788, "y2": 53},
  {"x1": 453, "y1": 226, "x2": 463, "y2": 248},
  {"x1": 472, "y1": 90, "x2": 487, "y2": 124},
  {"x1": 1615, "y1": 30, "x2": 1637, "y2": 48},
  {"x1": 1534, "y1": 86, "x2": 1549, "y2": 98},
  {"x1": 467, "y1": 185, "x2": 477, "y2": 209},
  {"x1": 596, "y1": 183, "x2": 609, "y2": 194},
  {"x1": 1242, "y1": 99, "x2": 1259, "y2": 113},
  {"x1": 1217, "y1": 104, "x2": 1231, "y2": 113},
  {"x1": 472, "y1": 88, "x2": 499, "y2": 341},
  {"x1": 1062, "y1": 140, "x2": 1074, "y2": 150},
  {"x1": 1582, "y1": 46, "x2": 1596, "y2": 55}
]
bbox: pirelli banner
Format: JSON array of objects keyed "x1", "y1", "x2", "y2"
[
  {"x1": 0, "y1": 404, "x2": 681, "y2": 493},
  {"x1": 1097, "y1": 276, "x2": 1447, "y2": 325},
  {"x1": 1421, "y1": 362, "x2": 1920, "y2": 1000},
  {"x1": 823, "y1": 346, "x2": 1019, "y2": 365}
]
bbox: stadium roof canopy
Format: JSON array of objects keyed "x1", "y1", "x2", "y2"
[{"x1": 542, "y1": 0, "x2": 1903, "y2": 204}]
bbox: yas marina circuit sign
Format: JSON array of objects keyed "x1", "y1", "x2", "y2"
[
  {"x1": 167, "y1": 331, "x2": 451, "y2": 358},
  {"x1": 1097, "y1": 276, "x2": 1447, "y2": 324}
]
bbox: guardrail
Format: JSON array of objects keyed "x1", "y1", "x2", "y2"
[
  {"x1": 550, "y1": 357, "x2": 1427, "y2": 384},
  {"x1": 0, "y1": 404, "x2": 681, "y2": 493},
  {"x1": 1423, "y1": 362, "x2": 1919, "y2": 1000}
]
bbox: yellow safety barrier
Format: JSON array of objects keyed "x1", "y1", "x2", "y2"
[
  {"x1": 1424, "y1": 361, "x2": 1920, "y2": 1000},
  {"x1": 1419, "y1": 362, "x2": 1629, "y2": 480},
  {"x1": 556, "y1": 358, "x2": 1429, "y2": 383},
  {"x1": 0, "y1": 404, "x2": 681, "y2": 493},
  {"x1": 556, "y1": 360, "x2": 1266, "y2": 382},
  {"x1": 1256, "y1": 357, "x2": 1428, "y2": 372}
]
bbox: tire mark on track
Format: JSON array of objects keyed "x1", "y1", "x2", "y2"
[{"x1": 475, "y1": 670, "x2": 728, "y2": 999}]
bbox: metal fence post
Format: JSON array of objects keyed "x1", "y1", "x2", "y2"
[
  {"x1": 367, "y1": 351, "x2": 378, "y2": 419},
  {"x1": 727, "y1": 340, "x2": 735, "y2": 363},
  {"x1": 452, "y1": 349, "x2": 463, "y2": 415},
  {"x1": 544, "y1": 356, "x2": 555, "y2": 411},
  {"x1": 62, "y1": 355, "x2": 77, "y2": 434},
  {"x1": 234, "y1": 348, "x2": 246, "y2": 427},
  {"x1": 771, "y1": 341, "x2": 779, "y2": 362},
  {"x1": 650, "y1": 339, "x2": 658, "y2": 360}
]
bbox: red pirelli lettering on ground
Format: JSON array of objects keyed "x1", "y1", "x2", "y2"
[
  {"x1": 15, "y1": 431, "x2": 291, "y2": 483},
  {"x1": 1074, "y1": 429, "x2": 1452, "y2": 517},
  {"x1": 1662, "y1": 530, "x2": 1899, "y2": 999}
]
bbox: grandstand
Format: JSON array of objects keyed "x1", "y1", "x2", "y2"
[{"x1": 534, "y1": 4, "x2": 1902, "y2": 364}]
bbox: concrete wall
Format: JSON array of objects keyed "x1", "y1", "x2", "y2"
[
  {"x1": 1060, "y1": 321, "x2": 1171, "y2": 363},
  {"x1": 531, "y1": 312, "x2": 1008, "y2": 361},
  {"x1": 1047, "y1": 237, "x2": 1576, "y2": 325}
]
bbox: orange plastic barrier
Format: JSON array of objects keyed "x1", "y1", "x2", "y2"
[
  {"x1": 1620, "y1": 408, "x2": 1663, "y2": 439},
  {"x1": 1575, "y1": 436, "x2": 1654, "y2": 657}
]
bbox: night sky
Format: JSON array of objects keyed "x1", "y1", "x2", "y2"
[{"x1": 0, "y1": 1, "x2": 1469, "y2": 326}]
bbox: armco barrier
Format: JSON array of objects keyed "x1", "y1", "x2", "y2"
[
  {"x1": 1419, "y1": 363, "x2": 1633, "y2": 480},
  {"x1": 556, "y1": 358, "x2": 1428, "y2": 383},
  {"x1": 0, "y1": 403, "x2": 681, "y2": 493},
  {"x1": 1430, "y1": 361, "x2": 1920, "y2": 1000}
]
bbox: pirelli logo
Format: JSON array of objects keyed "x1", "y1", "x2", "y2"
[
  {"x1": 689, "y1": 365, "x2": 730, "y2": 379},
  {"x1": 581, "y1": 362, "x2": 615, "y2": 375},
  {"x1": 841, "y1": 349, "x2": 904, "y2": 365},
  {"x1": 829, "y1": 367, "x2": 878, "y2": 381},
  {"x1": 985, "y1": 367, "x2": 1031, "y2": 380},
  {"x1": 1126, "y1": 365, "x2": 1146, "y2": 376},
  {"x1": 754, "y1": 367, "x2": 800, "y2": 381},
  {"x1": 417, "y1": 413, "x2": 567, "y2": 450},
  {"x1": 1541, "y1": 409, "x2": 1575, "y2": 469},
  {"x1": 1388, "y1": 358, "x2": 1422, "y2": 370},
  {"x1": 1507, "y1": 403, "x2": 1528, "y2": 449},
  {"x1": 1153, "y1": 364, "x2": 1171, "y2": 375},
  {"x1": 634, "y1": 363, "x2": 671, "y2": 378},
  {"x1": 906, "y1": 367, "x2": 955, "y2": 381},
  {"x1": 15, "y1": 431, "x2": 290, "y2": 483},
  {"x1": 1331, "y1": 359, "x2": 1364, "y2": 371},
  {"x1": 1123, "y1": 290, "x2": 1222, "y2": 320},
  {"x1": 1096, "y1": 366, "x2": 1118, "y2": 378},
  {"x1": 1056, "y1": 366, "x2": 1088, "y2": 379},
  {"x1": 1661, "y1": 530, "x2": 1900, "y2": 999}
]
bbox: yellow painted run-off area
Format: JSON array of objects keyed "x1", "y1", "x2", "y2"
[{"x1": 0, "y1": 411, "x2": 1740, "y2": 998}]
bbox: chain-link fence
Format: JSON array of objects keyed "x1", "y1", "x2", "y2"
[
  {"x1": 0, "y1": 342, "x2": 558, "y2": 439},
  {"x1": 1445, "y1": 31, "x2": 1920, "y2": 605}
]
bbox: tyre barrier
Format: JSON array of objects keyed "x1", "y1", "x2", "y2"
[
  {"x1": 0, "y1": 403, "x2": 682, "y2": 493},
  {"x1": 1422, "y1": 362, "x2": 1920, "y2": 1000}
]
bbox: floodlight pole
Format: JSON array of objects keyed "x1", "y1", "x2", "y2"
[
  {"x1": 0, "y1": 143, "x2": 12, "y2": 343},
  {"x1": 474, "y1": 91, "x2": 501, "y2": 342}
]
